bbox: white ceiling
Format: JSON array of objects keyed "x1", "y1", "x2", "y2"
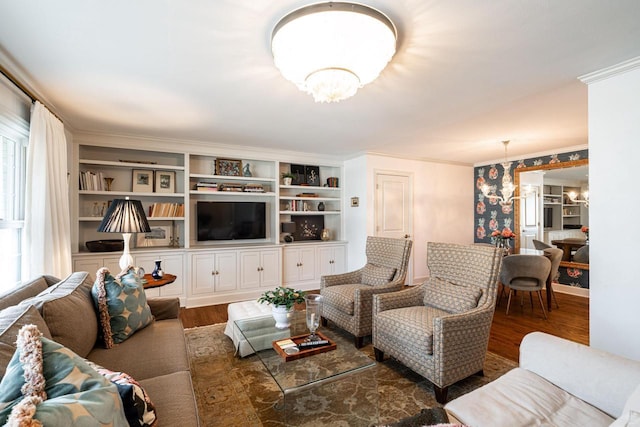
[{"x1": 1, "y1": 1, "x2": 640, "y2": 165}]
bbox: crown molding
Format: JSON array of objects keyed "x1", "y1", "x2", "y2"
[{"x1": 579, "y1": 56, "x2": 640, "y2": 84}]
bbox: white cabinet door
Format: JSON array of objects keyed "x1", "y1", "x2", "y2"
[
  {"x1": 239, "y1": 249, "x2": 281, "y2": 289},
  {"x1": 73, "y1": 256, "x2": 121, "y2": 281},
  {"x1": 283, "y1": 246, "x2": 316, "y2": 285},
  {"x1": 214, "y1": 251, "x2": 238, "y2": 292},
  {"x1": 191, "y1": 253, "x2": 216, "y2": 295},
  {"x1": 317, "y1": 244, "x2": 347, "y2": 278},
  {"x1": 239, "y1": 251, "x2": 261, "y2": 289},
  {"x1": 134, "y1": 253, "x2": 185, "y2": 299},
  {"x1": 298, "y1": 247, "x2": 316, "y2": 281},
  {"x1": 259, "y1": 249, "x2": 281, "y2": 288}
]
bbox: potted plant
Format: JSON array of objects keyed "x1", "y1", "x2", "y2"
[
  {"x1": 258, "y1": 286, "x2": 306, "y2": 328},
  {"x1": 281, "y1": 172, "x2": 295, "y2": 186}
]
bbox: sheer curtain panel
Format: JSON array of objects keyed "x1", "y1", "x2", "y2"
[{"x1": 22, "y1": 101, "x2": 72, "y2": 279}]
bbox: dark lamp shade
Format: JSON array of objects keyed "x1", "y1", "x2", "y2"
[
  {"x1": 97, "y1": 199, "x2": 151, "y2": 233},
  {"x1": 281, "y1": 222, "x2": 296, "y2": 233}
]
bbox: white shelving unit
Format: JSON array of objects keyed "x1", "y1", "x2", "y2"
[{"x1": 71, "y1": 141, "x2": 347, "y2": 307}]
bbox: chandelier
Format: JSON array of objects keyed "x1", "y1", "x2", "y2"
[
  {"x1": 568, "y1": 190, "x2": 589, "y2": 207},
  {"x1": 480, "y1": 141, "x2": 525, "y2": 208},
  {"x1": 271, "y1": 2, "x2": 397, "y2": 103}
]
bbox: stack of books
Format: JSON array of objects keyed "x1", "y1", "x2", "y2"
[
  {"x1": 219, "y1": 183, "x2": 244, "y2": 192},
  {"x1": 195, "y1": 182, "x2": 218, "y2": 192},
  {"x1": 149, "y1": 203, "x2": 184, "y2": 217},
  {"x1": 243, "y1": 183, "x2": 265, "y2": 193}
]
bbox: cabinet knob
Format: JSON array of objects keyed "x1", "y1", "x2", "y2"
[
  {"x1": 211, "y1": 271, "x2": 215, "y2": 276},
  {"x1": 404, "y1": 234, "x2": 411, "y2": 239}
]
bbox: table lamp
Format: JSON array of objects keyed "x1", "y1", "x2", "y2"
[
  {"x1": 97, "y1": 197, "x2": 151, "y2": 270},
  {"x1": 282, "y1": 222, "x2": 296, "y2": 243}
]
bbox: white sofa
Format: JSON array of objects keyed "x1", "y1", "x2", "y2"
[{"x1": 445, "y1": 332, "x2": 640, "y2": 426}]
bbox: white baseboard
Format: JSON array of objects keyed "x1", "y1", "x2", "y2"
[{"x1": 552, "y1": 282, "x2": 589, "y2": 298}]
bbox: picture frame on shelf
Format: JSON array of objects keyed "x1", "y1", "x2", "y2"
[
  {"x1": 136, "y1": 225, "x2": 172, "y2": 248},
  {"x1": 292, "y1": 215, "x2": 324, "y2": 241},
  {"x1": 132, "y1": 169, "x2": 153, "y2": 193},
  {"x1": 154, "y1": 171, "x2": 175, "y2": 193},
  {"x1": 305, "y1": 165, "x2": 320, "y2": 186},
  {"x1": 290, "y1": 164, "x2": 305, "y2": 185},
  {"x1": 215, "y1": 158, "x2": 242, "y2": 176}
]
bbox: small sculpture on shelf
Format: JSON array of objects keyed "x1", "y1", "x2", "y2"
[{"x1": 243, "y1": 163, "x2": 252, "y2": 177}]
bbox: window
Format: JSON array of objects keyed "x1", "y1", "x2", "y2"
[{"x1": 0, "y1": 76, "x2": 30, "y2": 290}]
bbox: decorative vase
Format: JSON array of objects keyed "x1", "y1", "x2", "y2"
[
  {"x1": 317, "y1": 201, "x2": 325, "y2": 211},
  {"x1": 283, "y1": 177, "x2": 292, "y2": 186},
  {"x1": 272, "y1": 305, "x2": 293, "y2": 329},
  {"x1": 151, "y1": 260, "x2": 164, "y2": 280},
  {"x1": 321, "y1": 228, "x2": 331, "y2": 241}
]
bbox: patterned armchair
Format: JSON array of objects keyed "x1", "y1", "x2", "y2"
[
  {"x1": 320, "y1": 236, "x2": 413, "y2": 348},
  {"x1": 372, "y1": 242, "x2": 503, "y2": 404}
]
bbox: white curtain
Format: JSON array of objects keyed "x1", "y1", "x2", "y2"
[{"x1": 22, "y1": 101, "x2": 72, "y2": 279}]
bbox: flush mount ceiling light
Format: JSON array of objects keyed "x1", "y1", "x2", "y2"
[{"x1": 271, "y1": 2, "x2": 397, "y2": 103}]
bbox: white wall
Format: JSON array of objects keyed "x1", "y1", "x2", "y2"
[
  {"x1": 344, "y1": 154, "x2": 474, "y2": 283},
  {"x1": 587, "y1": 60, "x2": 640, "y2": 360}
]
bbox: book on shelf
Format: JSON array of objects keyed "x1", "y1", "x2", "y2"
[
  {"x1": 148, "y1": 202, "x2": 184, "y2": 218},
  {"x1": 79, "y1": 170, "x2": 106, "y2": 191}
]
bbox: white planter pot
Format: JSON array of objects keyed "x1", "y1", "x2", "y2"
[
  {"x1": 283, "y1": 177, "x2": 292, "y2": 186},
  {"x1": 272, "y1": 305, "x2": 293, "y2": 329}
]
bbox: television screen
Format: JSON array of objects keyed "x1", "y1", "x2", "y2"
[{"x1": 197, "y1": 201, "x2": 266, "y2": 241}]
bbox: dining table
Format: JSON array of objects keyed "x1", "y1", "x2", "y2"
[{"x1": 551, "y1": 238, "x2": 588, "y2": 261}]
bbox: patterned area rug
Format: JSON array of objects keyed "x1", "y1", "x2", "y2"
[{"x1": 184, "y1": 324, "x2": 517, "y2": 426}]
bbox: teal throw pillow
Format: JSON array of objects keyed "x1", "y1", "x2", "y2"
[
  {"x1": 0, "y1": 325, "x2": 128, "y2": 426},
  {"x1": 92, "y1": 267, "x2": 153, "y2": 348}
]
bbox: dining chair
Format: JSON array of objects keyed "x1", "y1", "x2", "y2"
[
  {"x1": 500, "y1": 254, "x2": 551, "y2": 319},
  {"x1": 532, "y1": 239, "x2": 552, "y2": 250},
  {"x1": 543, "y1": 247, "x2": 563, "y2": 309}
]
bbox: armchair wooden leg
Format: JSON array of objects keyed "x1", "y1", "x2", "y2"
[
  {"x1": 355, "y1": 336, "x2": 364, "y2": 348},
  {"x1": 434, "y1": 385, "x2": 449, "y2": 404},
  {"x1": 321, "y1": 317, "x2": 328, "y2": 327},
  {"x1": 374, "y1": 347, "x2": 384, "y2": 362}
]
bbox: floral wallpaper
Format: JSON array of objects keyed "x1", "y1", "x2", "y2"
[{"x1": 474, "y1": 148, "x2": 590, "y2": 288}]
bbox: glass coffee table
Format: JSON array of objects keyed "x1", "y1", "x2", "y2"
[{"x1": 235, "y1": 310, "x2": 377, "y2": 425}]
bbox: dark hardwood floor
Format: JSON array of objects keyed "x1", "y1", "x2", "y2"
[{"x1": 180, "y1": 289, "x2": 589, "y2": 363}]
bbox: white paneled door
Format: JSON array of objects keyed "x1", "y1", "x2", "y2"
[{"x1": 374, "y1": 171, "x2": 413, "y2": 284}]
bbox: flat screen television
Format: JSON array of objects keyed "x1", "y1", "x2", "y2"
[{"x1": 197, "y1": 201, "x2": 266, "y2": 241}]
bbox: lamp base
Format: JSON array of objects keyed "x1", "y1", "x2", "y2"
[{"x1": 119, "y1": 232, "x2": 134, "y2": 271}]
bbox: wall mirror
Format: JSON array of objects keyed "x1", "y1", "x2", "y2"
[{"x1": 513, "y1": 158, "x2": 589, "y2": 290}]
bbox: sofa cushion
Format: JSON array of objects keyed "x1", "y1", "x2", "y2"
[
  {"x1": 19, "y1": 272, "x2": 98, "y2": 358},
  {"x1": 85, "y1": 360, "x2": 158, "y2": 427},
  {"x1": 139, "y1": 371, "x2": 199, "y2": 427},
  {"x1": 87, "y1": 318, "x2": 189, "y2": 381},
  {"x1": 361, "y1": 263, "x2": 397, "y2": 286},
  {"x1": 0, "y1": 305, "x2": 53, "y2": 378},
  {"x1": 0, "y1": 275, "x2": 57, "y2": 311},
  {"x1": 611, "y1": 384, "x2": 640, "y2": 426},
  {"x1": 423, "y1": 277, "x2": 483, "y2": 313},
  {"x1": 0, "y1": 325, "x2": 128, "y2": 426},
  {"x1": 92, "y1": 267, "x2": 153, "y2": 348},
  {"x1": 321, "y1": 283, "x2": 370, "y2": 315},
  {"x1": 444, "y1": 368, "x2": 614, "y2": 427}
]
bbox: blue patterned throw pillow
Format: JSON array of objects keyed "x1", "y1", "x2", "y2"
[
  {"x1": 92, "y1": 267, "x2": 153, "y2": 348},
  {"x1": 0, "y1": 325, "x2": 128, "y2": 426}
]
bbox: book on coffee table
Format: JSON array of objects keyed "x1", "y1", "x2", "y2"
[{"x1": 273, "y1": 331, "x2": 336, "y2": 361}]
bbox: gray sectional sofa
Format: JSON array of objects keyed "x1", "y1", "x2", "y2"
[{"x1": 0, "y1": 272, "x2": 199, "y2": 426}]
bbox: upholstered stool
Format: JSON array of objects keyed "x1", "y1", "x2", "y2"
[{"x1": 223, "y1": 300, "x2": 286, "y2": 357}]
